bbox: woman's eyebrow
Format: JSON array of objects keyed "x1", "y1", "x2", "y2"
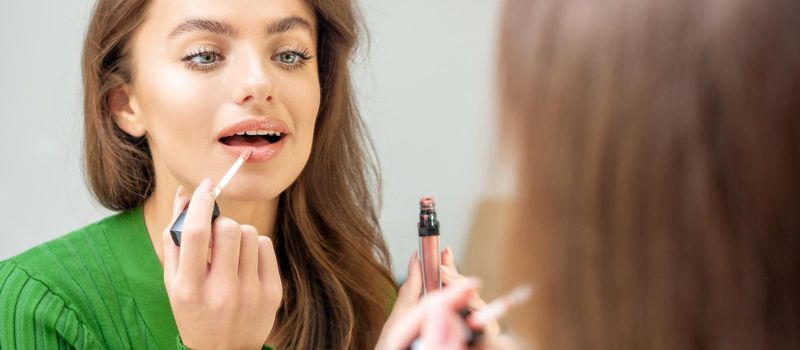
[
  {"x1": 167, "y1": 18, "x2": 238, "y2": 39},
  {"x1": 266, "y1": 16, "x2": 314, "y2": 36},
  {"x1": 167, "y1": 16, "x2": 314, "y2": 40}
]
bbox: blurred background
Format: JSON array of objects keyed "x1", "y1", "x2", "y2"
[{"x1": 0, "y1": 0, "x2": 504, "y2": 278}]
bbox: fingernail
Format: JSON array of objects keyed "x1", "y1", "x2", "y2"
[
  {"x1": 445, "y1": 246, "x2": 453, "y2": 256},
  {"x1": 408, "y1": 250, "x2": 418, "y2": 272},
  {"x1": 197, "y1": 178, "x2": 212, "y2": 192},
  {"x1": 175, "y1": 185, "x2": 184, "y2": 199}
]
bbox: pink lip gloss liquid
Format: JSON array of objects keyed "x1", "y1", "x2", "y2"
[{"x1": 418, "y1": 197, "x2": 441, "y2": 294}]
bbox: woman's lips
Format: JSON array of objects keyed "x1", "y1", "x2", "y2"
[
  {"x1": 216, "y1": 118, "x2": 290, "y2": 162},
  {"x1": 217, "y1": 118, "x2": 291, "y2": 139},
  {"x1": 219, "y1": 136, "x2": 286, "y2": 162}
]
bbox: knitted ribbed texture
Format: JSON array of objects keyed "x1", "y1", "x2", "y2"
[{"x1": 0, "y1": 207, "x2": 274, "y2": 350}]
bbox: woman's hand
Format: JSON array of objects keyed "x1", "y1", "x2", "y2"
[
  {"x1": 377, "y1": 275, "x2": 477, "y2": 350},
  {"x1": 440, "y1": 247, "x2": 501, "y2": 336},
  {"x1": 376, "y1": 248, "x2": 502, "y2": 350},
  {"x1": 376, "y1": 251, "x2": 423, "y2": 350},
  {"x1": 162, "y1": 179, "x2": 282, "y2": 349}
]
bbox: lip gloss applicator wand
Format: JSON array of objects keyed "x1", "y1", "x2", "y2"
[{"x1": 169, "y1": 148, "x2": 253, "y2": 246}]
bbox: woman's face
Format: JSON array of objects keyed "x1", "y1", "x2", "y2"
[{"x1": 121, "y1": 0, "x2": 320, "y2": 200}]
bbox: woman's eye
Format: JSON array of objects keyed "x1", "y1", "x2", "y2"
[
  {"x1": 274, "y1": 49, "x2": 312, "y2": 70},
  {"x1": 278, "y1": 52, "x2": 300, "y2": 64},
  {"x1": 182, "y1": 49, "x2": 224, "y2": 72},
  {"x1": 189, "y1": 52, "x2": 219, "y2": 65}
]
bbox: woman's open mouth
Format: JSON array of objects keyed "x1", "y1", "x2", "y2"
[
  {"x1": 217, "y1": 119, "x2": 291, "y2": 162},
  {"x1": 219, "y1": 130, "x2": 285, "y2": 147}
]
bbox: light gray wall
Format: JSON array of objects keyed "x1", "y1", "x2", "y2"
[
  {"x1": 357, "y1": 1, "x2": 502, "y2": 273},
  {"x1": 0, "y1": 1, "x2": 502, "y2": 276},
  {"x1": 0, "y1": 1, "x2": 110, "y2": 259}
]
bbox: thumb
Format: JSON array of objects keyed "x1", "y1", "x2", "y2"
[{"x1": 393, "y1": 251, "x2": 423, "y2": 315}]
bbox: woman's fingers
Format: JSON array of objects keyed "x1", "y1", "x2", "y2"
[
  {"x1": 238, "y1": 225, "x2": 260, "y2": 282},
  {"x1": 178, "y1": 178, "x2": 217, "y2": 282},
  {"x1": 376, "y1": 252, "x2": 423, "y2": 350},
  {"x1": 163, "y1": 186, "x2": 189, "y2": 284},
  {"x1": 171, "y1": 185, "x2": 189, "y2": 218},
  {"x1": 441, "y1": 247, "x2": 470, "y2": 288},
  {"x1": 420, "y1": 305, "x2": 468, "y2": 350},
  {"x1": 393, "y1": 251, "x2": 423, "y2": 314},
  {"x1": 441, "y1": 265, "x2": 488, "y2": 311},
  {"x1": 441, "y1": 265, "x2": 468, "y2": 285},
  {"x1": 257, "y1": 236, "x2": 281, "y2": 297},
  {"x1": 385, "y1": 278, "x2": 478, "y2": 349},
  {"x1": 209, "y1": 216, "x2": 243, "y2": 281},
  {"x1": 440, "y1": 250, "x2": 498, "y2": 335},
  {"x1": 441, "y1": 246, "x2": 458, "y2": 271}
]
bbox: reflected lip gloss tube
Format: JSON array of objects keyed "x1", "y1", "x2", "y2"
[{"x1": 418, "y1": 197, "x2": 441, "y2": 294}]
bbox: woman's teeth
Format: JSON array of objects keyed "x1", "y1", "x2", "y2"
[
  {"x1": 235, "y1": 130, "x2": 282, "y2": 136},
  {"x1": 220, "y1": 130, "x2": 284, "y2": 147}
]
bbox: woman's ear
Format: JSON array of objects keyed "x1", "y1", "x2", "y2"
[{"x1": 109, "y1": 84, "x2": 146, "y2": 137}]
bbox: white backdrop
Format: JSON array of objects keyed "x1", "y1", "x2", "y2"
[{"x1": 0, "y1": 0, "x2": 502, "y2": 277}]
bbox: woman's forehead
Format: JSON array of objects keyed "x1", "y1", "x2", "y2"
[{"x1": 145, "y1": 0, "x2": 317, "y2": 35}]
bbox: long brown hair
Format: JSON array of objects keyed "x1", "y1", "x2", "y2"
[
  {"x1": 499, "y1": 0, "x2": 800, "y2": 348},
  {"x1": 82, "y1": 0, "x2": 395, "y2": 348}
]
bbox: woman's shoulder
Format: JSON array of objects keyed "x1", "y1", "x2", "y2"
[
  {"x1": 0, "y1": 210, "x2": 143, "y2": 348},
  {"x1": 2, "y1": 211, "x2": 132, "y2": 278},
  {"x1": 0, "y1": 209, "x2": 146, "y2": 301},
  {"x1": 0, "y1": 210, "x2": 133, "y2": 299},
  {"x1": 0, "y1": 217, "x2": 116, "y2": 348},
  {"x1": 0, "y1": 212, "x2": 140, "y2": 299},
  {"x1": 0, "y1": 258, "x2": 104, "y2": 348}
]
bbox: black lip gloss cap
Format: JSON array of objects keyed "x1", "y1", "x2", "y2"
[{"x1": 169, "y1": 201, "x2": 221, "y2": 246}]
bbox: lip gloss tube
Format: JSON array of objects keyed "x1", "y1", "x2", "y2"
[{"x1": 418, "y1": 197, "x2": 441, "y2": 294}]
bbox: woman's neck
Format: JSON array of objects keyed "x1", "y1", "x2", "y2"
[{"x1": 142, "y1": 182, "x2": 278, "y2": 265}]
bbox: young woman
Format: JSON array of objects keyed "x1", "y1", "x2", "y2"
[
  {"x1": 0, "y1": 0, "x2": 402, "y2": 348},
  {"x1": 381, "y1": 0, "x2": 800, "y2": 348}
]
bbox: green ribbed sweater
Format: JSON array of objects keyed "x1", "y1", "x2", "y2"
[{"x1": 0, "y1": 207, "x2": 274, "y2": 349}]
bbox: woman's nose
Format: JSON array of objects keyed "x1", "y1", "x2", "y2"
[{"x1": 232, "y1": 55, "x2": 275, "y2": 105}]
